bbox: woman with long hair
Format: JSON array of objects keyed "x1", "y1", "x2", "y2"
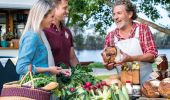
[{"x1": 16, "y1": 0, "x2": 63, "y2": 76}]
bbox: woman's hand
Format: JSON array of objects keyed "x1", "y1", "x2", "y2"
[
  {"x1": 61, "y1": 69, "x2": 71, "y2": 77},
  {"x1": 48, "y1": 66, "x2": 62, "y2": 75}
]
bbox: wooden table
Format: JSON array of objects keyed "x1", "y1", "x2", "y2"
[
  {"x1": 0, "y1": 47, "x2": 18, "y2": 57},
  {"x1": 137, "y1": 97, "x2": 168, "y2": 100}
]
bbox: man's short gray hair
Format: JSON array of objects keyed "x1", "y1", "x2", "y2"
[{"x1": 113, "y1": 0, "x2": 138, "y2": 20}]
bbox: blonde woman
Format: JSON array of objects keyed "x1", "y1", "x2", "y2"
[{"x1": 16, "y1": 0, "x2": 63, "y2": 76}]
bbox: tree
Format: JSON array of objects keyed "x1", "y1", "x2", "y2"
[
  {"x1": 85, "y1": 35, "x2": 97, "y2": 50},
  {"x1": 83, "y1": 35, "x2": 105, "y2": 49},
  {"x1": 153, "y1": 32, "x2": 170, "y2": 48},
  {"x1": 67, "y1": 0, "x2": 170, "y2": 35},
  {"x1": 74, "y1": 34, "x2": 84, "y2": 50}
]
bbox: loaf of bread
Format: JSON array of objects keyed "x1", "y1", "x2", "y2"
[
  {"x1": 42, "y1": 82, "x2": 58, "y2": 90},
  {"x1": 158, "y1": 78, "x2": 170, "y2": 98},
  {"x1": 103, "y1": 74, "x2": 122, "y2": 88},
  {"x1": 102, "y1": 46, "x2": 117, "y2": 63},
  {"x1": 141, "y1": 80, "x2": 160, "y2": 98}
]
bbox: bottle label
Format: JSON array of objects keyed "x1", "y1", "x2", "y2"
[
  {"x1": 155, "y1": 56, "x2": 163, "y2": 65},
  {"x1": 149, "y1": 71, "x2": 159, "y2": 79},
  {"x1": 132, "y1": 85, "x2": 141, "y2": 97}
]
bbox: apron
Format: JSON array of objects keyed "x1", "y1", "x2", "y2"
[{"x1": 114, "y1": 27, "x2": 152, "y2": 85}]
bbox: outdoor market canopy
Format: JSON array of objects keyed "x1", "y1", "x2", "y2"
[{"x1": 0, "y1": 0, "x2": 37, "y2": 9}]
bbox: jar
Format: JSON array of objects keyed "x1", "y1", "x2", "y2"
[
  {"x1": 157, "y1": 54, "x2": 168, "y2": 71},
  {"x1": 9, "y1": 41, "x2": 14, "y2": 48},
  {"x1": 132, "y1": 85, "x2": 141, "y2": 97},
  {"x1": 125, "y1": 81, "x2": 132, "y2": 95},
  {"x1": 156, "y1": 71, "x2": 164, "y2": 81},
  {"x1": 132, "y1": 69, "x2": 140, "y2": 84},
  {"x1": 165, "y1": 70, "x2": 170, "y2": 78},
  {"x1": 132, "y1": 62, "x2": 140, "y2": 84}
]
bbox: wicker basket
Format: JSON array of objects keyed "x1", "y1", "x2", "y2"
[
  {"x1": 0, "y1": 96, "x2": 34, "y2": 100},
  {"x1": 0, "y1": 65, "x2": 51, "y2": 100}
]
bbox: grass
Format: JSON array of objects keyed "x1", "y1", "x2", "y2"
[
  {"x1": 87, "y1": 62, "x2": 104, "y2": 68},
  {"x1": 95, "y1": 75, "x2": 111, "y2": 80},
  {"x1": 88, "y1": 62, "x2": 170, "y2": 69}
]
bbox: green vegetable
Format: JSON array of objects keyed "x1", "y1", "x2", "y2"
[
  {"x1": 121, "y1": 85, "x2": 129, "y2": 100},
  {"x1": 56, "y1": 73, "x2": 71, "y2": 85},
  {"x1": 21, "y1": 73, "x2": 56, "y2": 88}
]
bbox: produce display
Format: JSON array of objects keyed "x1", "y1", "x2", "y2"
[
  {"x1": 18, "y1": 64, "x2": 130, "y2": 100},
  {"x1": 21, "y1": 73, "x2": 59, "y2": 91},
  {"x1": 4, "y1": 62, "x2": 169, "y2": 99},
  {"x1": 56, "y1": 64, "x2": 130, "y2": 100}
]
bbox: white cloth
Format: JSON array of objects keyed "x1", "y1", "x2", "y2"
[
  {"x1": 10, "y1": 57, "x2": 18, "y2": 65},
  {"x1": 115, "y1": 27, "x2": 143, "y2": 56},
  {"x1": 114, "y1": 27, "x2": 152, "y2": 84},
  {"x1": 40, "y1": 31, "x2": 55, "y2": 66},
  {"x1": 0, "y1": 58, "x2": 8, "y2": 68}
]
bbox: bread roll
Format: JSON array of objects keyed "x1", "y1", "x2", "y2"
[
  {"x1": 104, "y1": 76, "x2": 122, "y2": 88},
  {"x1": 102, "y1": 46, "x2": 117, "y2": 63},
  {"x1": 42, "y1": 82, "x2": 58, "y2": 90},
  {"x1": 141, "y1": 80, "x2": 160, "y2": 98},
  {"x1": 158, "y1": 78, "x2": 170, "y2": 98}
]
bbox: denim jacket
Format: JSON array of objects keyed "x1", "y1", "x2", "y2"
[{"x1": 16, "y1": 31, "x2": 48, "y2": 75}]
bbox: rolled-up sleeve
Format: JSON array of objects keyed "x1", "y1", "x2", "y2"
[
  {"x1": 16, "y1": 33, "x2": 38, "y2": 75},
  {"x1": 143, "y1": 26, "x2": 158, "y2": 57},
  {"x1": 104, "y1": 32, "x2": 112, "y2": 47}
]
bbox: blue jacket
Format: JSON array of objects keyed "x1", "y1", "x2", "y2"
[{"x1": 16, "y1": 31, "x2": 48, "y2": 75}]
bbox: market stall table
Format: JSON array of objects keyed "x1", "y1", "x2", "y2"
[{"x1": 137, "y1": 97, "x2": 167, "y2": 100}]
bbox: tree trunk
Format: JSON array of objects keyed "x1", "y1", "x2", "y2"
[{"x1": 136, "y1": 17, "x2": 170, "y2": 35}]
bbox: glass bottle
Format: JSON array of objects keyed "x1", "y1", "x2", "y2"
[
  {"x1": 157, "y1": 54, "x2": 168, "y2": 71},
  {"x1": 132, "y1": 62, "x2": 140, "y2": 85},
  {"x1": 125, "y1": 81, "x2": 132, "y2": 95},
  {"x1": 9, "y1": 41, "x2": 14, "y2": 48}
]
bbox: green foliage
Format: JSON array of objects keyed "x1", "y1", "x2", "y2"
[
  {"x1": 56, "y1": 73, "x2": 71, "y2": 85},
  {"x1": 74, "y1": 34, "x2": 84, "y2": 50},
  {"x1": 57, "y1": 63, "x2": 97, "y2": 87},
  {"x1": 21, "y1": 73, "x2": 56, "y2": 88},
  {"x1": 95, "y1": 75, "x2": 111, "y2": 80},
  {"x1": 153, "y1": 32, "x2": 170, "y2": 48},
  {"x1": 87, "y1": 62, "x2": 104, "y2": 68},
  {"x1": 84, "y1": 35, "x2": 105, "y2": 50},
  {"x1": 68, "y1": 0, "x2": 112, "y2": 35},
  {"x1": 1, "y1": 32, "x2": 14, "y2": 41},
  {"x1": 73, "y1": 34, "x2": 105, "y2": 50},
  {"x1": 67, "y1": 0, "x2": 170, "y2": 35},
  {"x1": 138, "y1": 1, "x2": 160, "y2": 21},
  {"x1": 57, "y1": 64, "x2": 101, "y2": 100}
]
